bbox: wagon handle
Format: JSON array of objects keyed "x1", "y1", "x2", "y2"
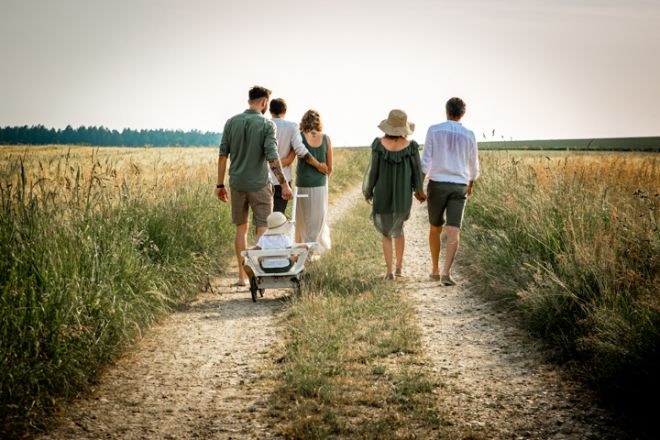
[{"x1": 290, "y1": 186, "x2": 308, "y2": 240}]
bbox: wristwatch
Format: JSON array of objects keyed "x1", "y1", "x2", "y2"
[{"x1": 216, "y1": 184, "x2": 225, "y2": 189}]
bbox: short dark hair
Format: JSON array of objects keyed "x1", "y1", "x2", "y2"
[
  {"x1": 269, "y1": 98, "x2": 287, "y2": 115},
  {"x1": 446, "y1": 97, "x2": 466, "y2": 119},
  {"x1": 249, "y1": 86, "x2": 271, "y2": 101}
]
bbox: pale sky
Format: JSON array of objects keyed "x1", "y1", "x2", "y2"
[{"x1": 1, "y1": 0, "x2": 659, "y2": 146}]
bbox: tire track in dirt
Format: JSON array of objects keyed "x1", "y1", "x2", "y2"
[
  {"x1": 401, "y1": 202, "x2": 629, "y2": 440},
  {"x1": 38, "y1": 186, "x2": 362, "y2": 440}
]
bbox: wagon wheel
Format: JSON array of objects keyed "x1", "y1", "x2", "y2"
[
  {"x1": 292, "y1": 278, "x2": 302, "y2": 296},
  {"x1": 249, "y1": 276, "x2": 258, "y2": 303}
]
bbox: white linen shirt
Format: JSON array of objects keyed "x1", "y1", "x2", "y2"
[
  {"x1": 257, "y1": 233, "x2": 294, "y2": 269},
  {"x1": 270, "y1": 118, "x2": 310, "y2": 185},
  {"x1": 421, "y1": 120, "x2": 480, "y2": 184},
  {"x1": 257, "y1": 233, "x2": 293, "y2": 250}
]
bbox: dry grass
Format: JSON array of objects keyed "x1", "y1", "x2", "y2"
[
  {"x1": 460, "y1": 151, "x2": 659, "y2": 430},
  {"x1": 0, "y1": 146, "x2": 231, "y2": 433},
  {"x1": 0, "y1": 145, "x2": 374, "y2": 435},
  {"x1": 269, "y1": 202, "x2": 453, "y2": 439}
]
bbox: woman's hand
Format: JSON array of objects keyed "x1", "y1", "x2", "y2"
[{"x1": 414, "y1": 190, "x2": 427, "y2": 203}]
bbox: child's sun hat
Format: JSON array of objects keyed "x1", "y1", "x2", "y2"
[{"x1": 265, "y1": 211, "x2": 292, "y2": 235}]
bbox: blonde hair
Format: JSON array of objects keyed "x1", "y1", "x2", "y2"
[{"x1": 299, "y1": 110, "x2": 323, "y2": 132}]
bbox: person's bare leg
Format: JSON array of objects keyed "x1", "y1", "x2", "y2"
[
  {"x1": 442, "y1": 226, "x2": 461, "y2": 276},
  {"x1": 429, "y1": 225, "x2": 443, "y2": 276},
  {"x1": 382, "y1": 236, "x2": 393, "y2": 277},
  {"x1": 395, "y1": 234, "x2": 405, "y2": 274},
  {"x1": 235, "y1": 223, "x2": 249, "y2": 282}
]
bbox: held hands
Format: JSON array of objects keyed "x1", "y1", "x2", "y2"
[
  {"x1": 216, "y1": 187, "x2": 228, "y2": 202},
  {"x1": 414, "y1": 190, "x2": 427, "y2": 203}
]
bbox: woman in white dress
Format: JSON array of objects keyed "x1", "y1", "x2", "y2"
[{"x1": 295, "y1": 109, "x2": 332, "y2": 254}]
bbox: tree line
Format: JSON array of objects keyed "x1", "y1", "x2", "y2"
[{"x1": 0, "y1": 125, "x2": 222, "y2": 147}]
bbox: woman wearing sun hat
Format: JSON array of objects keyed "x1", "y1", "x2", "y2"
[{"x1": 363, "y1": 109, "x2": 426, "y2": 280}]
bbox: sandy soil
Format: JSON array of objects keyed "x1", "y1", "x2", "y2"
[
  {"x1": 400, "y1": 201, "x2": 630, "y2": 440},
  {"x1": 37, "y1": 187, "x2": 631, "y2": 440},
  {"x1": 37, "y1": 187, "x2": 363, "y2": 440}
]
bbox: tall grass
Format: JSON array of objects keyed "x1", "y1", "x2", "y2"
[
  {"x1": 270, "y1": 202, "x2": 450, "y2": 439},
  {"x1": 461, "y1": 152, "x2": 659, "y2": 426},
  {"x1": 327, "y1": 147, "x2": 371, "y2": 198},
  {"x1": 0, "y1": 147, "x2": 232, "y2": 432}
]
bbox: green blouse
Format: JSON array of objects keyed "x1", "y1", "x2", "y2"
[
  {"x1": 362, "y1": 138, "x2": 424, "y2": 215},
  {"x1": 297, "y1": 134, "x2": 328, "y2": 188}
]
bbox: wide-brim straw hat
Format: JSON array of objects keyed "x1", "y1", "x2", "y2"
[
  {"x1": 265, "y1": 211, "x2": 292, "y2": 235},
  {"x1": 378, "y1": 109, "x2": 415, "y2": 136}
]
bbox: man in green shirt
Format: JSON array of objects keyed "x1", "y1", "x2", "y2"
[{"x1": 216, "y1": 85, "x2": 292, "y2": 286}]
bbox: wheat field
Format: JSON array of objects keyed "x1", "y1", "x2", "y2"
[
  {"x1": 1, "y1": 145, "x2": 657, "y2": 434},
  {"x1": 0, "y1": 145, "x2": 369, "y2": 432},
  {"x1": 461, "y1": 151, "x2": 659, "y2": 407}
]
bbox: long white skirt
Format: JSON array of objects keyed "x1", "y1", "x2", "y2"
[{"x1": 295, "y1": 185, "x2": 331, "y2": 254}]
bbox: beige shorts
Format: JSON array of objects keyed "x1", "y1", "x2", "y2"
[{"x1": 230, "y1": 184, "x2": 273, "y2": 227}]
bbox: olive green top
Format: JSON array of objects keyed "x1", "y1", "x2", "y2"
[
  {"x1": 362, "y1": 138, "x2": 423, "y2": 215},
  {"x1": 296, "y1": 133, "x2": 328, "y2": 188},
  {"x1": 219, "y1": 109, "x2": 279, "y2": 192}
]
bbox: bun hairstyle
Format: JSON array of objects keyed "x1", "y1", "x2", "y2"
[{"x1": 300, "y1": 109, "x2": 323, "y2": 132}]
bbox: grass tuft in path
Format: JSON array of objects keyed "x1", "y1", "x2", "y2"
[{"x1": 269, "y1": 202, "x2": 453, "y2": 439}]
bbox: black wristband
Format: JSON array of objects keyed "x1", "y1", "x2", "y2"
[{"x1": 216, "y1": 184, "x2": 225, "y2": 189}]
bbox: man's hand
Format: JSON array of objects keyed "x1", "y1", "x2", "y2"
[
  {"x1": 414, "y1": 190, "x2": 427, "y2": 203},
  {"x1": 316, "y1": 163, "x2": 329, "y2": 175},
  {"x1": 216, "y1": 187, "x2": 228, "y2": 202},
  {"x1": 281, "y1": 182, "x2": 293, "y2": 200},
  {"x1": 467, "y1": 182, "x2": 473, "y2": 196}
]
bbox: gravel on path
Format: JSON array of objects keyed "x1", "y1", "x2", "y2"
[
  {"x1": 400, "y1": 201, "x2": 629, "y2": 440},
  {"x1": 37, "y1": 186, "x2": 363, "y2": 440}
]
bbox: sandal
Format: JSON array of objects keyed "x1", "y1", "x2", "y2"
[
  {"x1": 384, "y1": 273, "x2": 395, "y2": 281},
  {"x1": 395, "y1": 268, "x2": 404, "y2": 277},
  {"x1": 441, "y1": 274, "x2": 457, "y2": 286},
  {"x1": 429, "y1": 273, "x2": 441, "y2": 281}
]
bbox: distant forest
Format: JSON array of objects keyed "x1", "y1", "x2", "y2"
[{"x1": 0, "y1": 125, "x2": 222, "y2": 147}]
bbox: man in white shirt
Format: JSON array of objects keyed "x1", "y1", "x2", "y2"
[
  {"x1": 421, "y1": 97, "x2": 480, "y2": 286},
  {"x1": 269, "y1": 98, "x2": 328, "y2": 212}
]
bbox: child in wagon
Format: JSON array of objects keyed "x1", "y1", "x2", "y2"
[{"x1": 249, "y1": 211, "x2": 309, "y2": 272}]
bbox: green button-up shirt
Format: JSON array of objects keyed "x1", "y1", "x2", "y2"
[{"x1": 219, "y1": 109, "x2": 279, "y2": 192}]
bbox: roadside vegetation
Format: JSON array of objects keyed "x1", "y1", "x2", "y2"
[
  {"x1": 479, "y1": 136, "x2": 660, "y2": 151},
  {"x1": 0, "y1": 145, "x2": 370, "y2": 434},
  {"x1": 0, "y1": 147, "x2": 233, "y2": 432},
  {"x1": 269, "y1": 201, "x2": 456, "y2": 439},
  {"x1": 460, "y1": 151, "x2": 659, "y2": 429}
]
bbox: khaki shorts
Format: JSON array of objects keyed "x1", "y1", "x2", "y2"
[
  {"x1": 427, "y1": 181, "x2": 468, "y2": 228},
  {"x1": 230, "y1": 184, "x2": 273, "y2": 227}
]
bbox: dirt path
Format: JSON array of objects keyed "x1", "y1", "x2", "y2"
[
  {"x1": 401, "y1": 202, "x2": 629, "y2": 440},
  {"x1": 38, "y1": 187, "x2": 630, "y2": 440},
  {"x1": 38, "y1": 186, "x2": 363, "y2": 440}
]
